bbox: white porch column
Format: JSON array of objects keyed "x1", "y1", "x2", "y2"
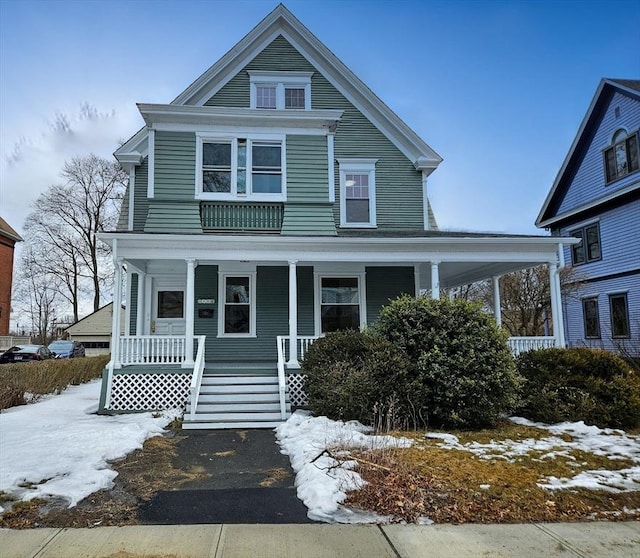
[
  {"x1": 136, "y1": 271, "x2": 145, "y2": 336},
  {"x1": 492, "y1": 276, "x2": 502, "y2": 328},
  {"x1": 549, "y1": 262, "x2": 563, "y2": 347},
  {"x1": 183, "y1": 259, "x2": 197, "y2": 367},
  {"x1": 111, "y1": 257, "x2": 124, "y2": 369},
  {"x1": 431, "y1": 261, "x2": 440, "y2": 300},
  {"x1": 553, "y1": 264, "x2": 566, "y2": 347},
  {"x1": 287, "y1": 260, "x2": 299, "y2": 367},
  {"x1": 414, "y1": 264, "x2": 421, "y2": 297},
  {"x1": 124, "y1": 267, "x2": 133, "y2": 336}
]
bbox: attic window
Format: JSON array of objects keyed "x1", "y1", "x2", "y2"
[
  {"x1": 604, "y1": 129, "x2": 639, "y2": 184},
  {"x1": 249, "y1": 71, "x2": 312, "y2": 110}
]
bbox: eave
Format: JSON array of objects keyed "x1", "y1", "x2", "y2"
[{"x1": 137, "y1": 103, "x2": 343, "y2": 131}]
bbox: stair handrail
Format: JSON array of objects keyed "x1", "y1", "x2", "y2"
[
  {"x1": 189, "y1": 336, "x2": 207, "y2": 420},
  {"x1": 276, "y1": 335, "x2": 287, "y2": 419}
]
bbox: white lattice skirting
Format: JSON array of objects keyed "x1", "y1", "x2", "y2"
[
  {"x1": 108, "y1": 372, "x2": 191, "y2": 411},
  {"x1": 287, "y1": 373, "x2": 308, "y2": 407}
]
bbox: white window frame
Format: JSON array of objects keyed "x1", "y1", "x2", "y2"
[
  {"x1": 314, "y1": 272, "x2": 367, "y2": 336},
  {"x1": 338, "y1": 158, "x2": 377, "y2": 228},
  {"x1": 249, "y1": 71, "x2": 312, "y2": 110},
  {"x1": 196, "y1": 132, "x2": 287, "y2": 201},
  {"x1": 217, "y1": 271, "x2": 257, "y2": 338}
]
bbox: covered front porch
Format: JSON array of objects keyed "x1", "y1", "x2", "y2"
[{"x1": 98, "y1": 232, "x2": 576, "y2": 427}]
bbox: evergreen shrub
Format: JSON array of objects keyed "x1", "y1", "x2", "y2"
[
  {"x1": 302, "y1": 330, "x2": 412, "y2": 427},
  {"x1": 516, "y1": 347, "x2": 640, "y2": 429},
  {"x1": 375, "y1": 295, "x2": 519, "y2": 428}
]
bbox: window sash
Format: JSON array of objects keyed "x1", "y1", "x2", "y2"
[
  {"x1": 604, "y1": 131, "x2": 640, "y2": 183},
  {"x1": 609, "y1": 294, "x2": 630, "y2": 338},
  {"x1": 285, "y1": 87, "x2": 305, "y2": 109},
  {"x1": 582, "y1": 298, "x2": 600, "y2": 339},
  {"x1": 570, "y1": 223, "x2": 601, "y2": 265},
  {"x1": 223, "y1": 276, "x2": 252, "y2": 335},
  {"x1": 200, "y1": 138, "x2": 283, "y2": 198},
  {"x1": 256, "y1": 85, "x2": 276, "y2": 109},
  {"x1": 320, "y1": 277, "x2": 361, "y2": 333}
]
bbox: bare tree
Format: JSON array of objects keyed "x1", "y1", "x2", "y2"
[
  {"x1": 456, "y1": 265, "x2": 584, "y2": 337},
  {"x1": 14, "y1": 246, "x2": 61, "y2": 344},
  {"x1": 22, "y1": 154, "x2": 127, "y2": 318}
]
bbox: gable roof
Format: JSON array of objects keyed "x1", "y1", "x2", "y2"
[
  {"x1": 0, "y1": 217, "x2": 23, "y2": 243},
  {"x1": 536, "y1": 78, "x2": 640, "y2": 228},
  {"x1": 116, "y1": 4, "x2": 442, "y2": 174}
]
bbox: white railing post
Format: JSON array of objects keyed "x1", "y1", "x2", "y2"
[
  {"x1": 189, "y1": 336, "x2": 206, "y2": 420},
  {"x1": 277, "y1": 336, "x2": 287, "y2": 419}
]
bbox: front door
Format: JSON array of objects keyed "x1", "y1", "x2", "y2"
[{"x1": 152, "y1": 286, "x2": 186, "y2": 336}]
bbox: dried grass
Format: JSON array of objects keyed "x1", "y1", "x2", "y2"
[{"x1": 0, "y1": 355, "x2": 109, "y2": 410}]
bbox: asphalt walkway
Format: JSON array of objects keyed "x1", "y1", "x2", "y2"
[
  {"x1": 139, "y1": 428, "x2": 311, "y2": 524},
  {"x1": 2, "y1": 521, "x2": 639, "y2": 557}
]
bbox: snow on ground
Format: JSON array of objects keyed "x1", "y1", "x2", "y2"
[
  {"x1": 275, "y1": 410, "x2": 412, "y2": 523},
  {"x1": 0, "y1": 381, "x2": 179, "y2": 512},
  {"x1": 426, "y1": 416, "x2": 640, "y2": 492}
]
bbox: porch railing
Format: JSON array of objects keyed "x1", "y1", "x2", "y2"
[
  {"x1": 508, "y1": 336, "x2": 557, "y2": 356},
  {"x1": 118, "y1": 335, "x2": 187, "y2": 365},
  {"x1": 200, "y1": 201, "x2": 284, "y2": 231},
  {"x1": 189, "y1": 335, "x2": 207, "y2": 420},
  {"x1": 276, "y1": 335, "x2": 318, "y2": 419}
]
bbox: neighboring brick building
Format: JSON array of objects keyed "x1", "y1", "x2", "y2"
[{"x1": 0, "y1": 217, "x2": 22, "y2": 335}]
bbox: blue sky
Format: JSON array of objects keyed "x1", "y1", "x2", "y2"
[{"x1": 1, "y1": 0, "x2": 639, "y2": 238}]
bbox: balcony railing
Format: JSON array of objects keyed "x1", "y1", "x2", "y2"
[{"x1": 200, "y1": 201, "x2": 284, "y2": 231}]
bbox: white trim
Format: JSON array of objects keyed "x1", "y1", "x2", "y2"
[
  {"x1": 195, "y1": 133, "x2": 287, "y2": 202},
  {"x1": 248, "y1": 71, "x2": 312, "y2": 110},
  {"x1": 328, "y1": 133, "x2": 335, "y2": 203},
  {"x1": 147, "y1": 129, "x2": 155, "y2": 198},
  {"x1": 313, "y1": 271, "x2": 367, "y2": 336},
  {"x1": 338, "y1": 159, "x2": 377, "y2": 228},
  {"x1": 538, "y1": 182, "x2": 639, "y2": 228},
  {"x1": 217, "y1": 271, "x2": 257, "y2": 338},
  {"x1": 422, "y1": 171, "x2": 429, "y2": 230},
  {"x1": 127, "y1": 167, "x2": 135, "y2": 231},
  {"x1": 152, "y1": 122, "x2": 329, "y2": 136}
]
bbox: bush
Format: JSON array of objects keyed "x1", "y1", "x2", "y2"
[
  {"x1": 516, "y1": 347, "x2": 640, "y2": 429},
  {"x1": 0, "y1": 355, "x2": 109, "y2": 410},
  {"x1": 375, "y1": 295, "x2": 519, "y2": 429},
  {"x1": 302, "y1": 330, "x2": 412, "y2": 428}
]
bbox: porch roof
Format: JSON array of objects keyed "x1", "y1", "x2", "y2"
[{"x1": 99, "y1": 231, "x2": 578, "y2": 288}]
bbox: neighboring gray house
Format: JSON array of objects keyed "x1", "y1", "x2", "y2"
[
  {"x1": 537, "y1": 79, "x2": 639, "y2": 356},
  {"x1": 98, "y1": 4, "x2": 577, "y2": 428}
]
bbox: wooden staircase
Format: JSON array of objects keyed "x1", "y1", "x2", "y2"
[{"x1": 183, "y1": 365, "x2": 290, "y2": 429}]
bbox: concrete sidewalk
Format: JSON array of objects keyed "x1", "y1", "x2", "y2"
[{"x1": 2, "y1": 522, "x2": 638, "y2": 558}]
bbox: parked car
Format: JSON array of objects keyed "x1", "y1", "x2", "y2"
[
  {"x1": 48, "y1": 340, "x2": 85, "y2": 359},
  {"x1": 0, "y1": 345, "x2": 53, "y2": 363}
]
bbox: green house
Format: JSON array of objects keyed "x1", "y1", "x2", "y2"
[{"x1": 98, "y1": 5, "x2": 576, "y2": 428}]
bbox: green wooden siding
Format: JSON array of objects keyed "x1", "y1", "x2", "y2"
[
  {"x1": 366, "y1": 267, "x2": 416, "y2": 324},
  {"x1": 286, "y1": 135, "x2": 329, "y2": 202},
  {"x1": 281, "y1": 203, "x2": 336, "y2": 235},
  {"x1": 205, "y1": 36, "x2": 315, "y2": 107},
  {"x1": 115, "y1": 157, "x2": 150, "y2": 233},
  {"x1": 133, "y1": 157, "x2": 150, "y2": 232},
  {"x1": 154, "y1": 132, "x2": 196, "y2": 201},
  {"x1": 194, "y1": 265, "x2": 290, "y2": 362},
  {"x1": 129, "y1": 274, "x2": 138, "y2": 335},
  {"x1": 144, "y1": 201, "x2": 202, "y2": 233}
]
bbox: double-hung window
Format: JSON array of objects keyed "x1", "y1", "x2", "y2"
[
  {"x1": 249, "y1": 71, "x2": 312, "y2": 110},
  {"x1": 604, "y1": 129, "x2": 639, "y2": 184},
  {"x1": 582, "y1": 297, "x2": 600, "y2": 339},
  {"x1": 570, "y1": 222, "x2": 601, "y2": 265},
  {"x1": 609, "y1": 293, "x2": 630, "y2": 338},
  {"x1": 317, "y1": 275, "x2": 365, "y2": 334},
  {"x1": 219, "y1": 274, "x2": 255, "y2": 336},
  {"x1": 198, "y1": 135, "x2": 285, "y2": 200},
  {"x1": 338, "y1": 159, "x2": 377, "y2": 227}
]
